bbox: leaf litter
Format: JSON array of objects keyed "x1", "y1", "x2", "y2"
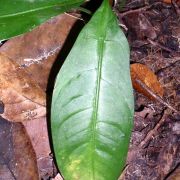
[{"x1": 117, "y1": 0, "x2": 180, "y2": 179}]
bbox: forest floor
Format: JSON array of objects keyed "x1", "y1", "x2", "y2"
[
  {"x1": 116, "y1": 0, "x2": 180, "y2": 179},
  {"x1": 116, "y1": 0, "x2": 180, "y2": 180},
  {"x1": 0, "y1": 0, "x2": 179, "y2": 180}
]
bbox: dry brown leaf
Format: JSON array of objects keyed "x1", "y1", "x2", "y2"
[
  {"x1": 0, "y1": 53, "x2": 45, "y2": 104},
  {"x1": 0, "y1": 14, "x2": 80, "y2": 122},
  {"x1": 0, "y1": 53, "x2": 46, "y2": 122},
  {"x1": 0, "y1": 117, "x2": 39, "y2": 180},
  {"x1": 0, "y1": 14, "x2": 80, "y2": 90},
  {"x1": 131, "y1": 63, "x2": 164, "y2": 99}
]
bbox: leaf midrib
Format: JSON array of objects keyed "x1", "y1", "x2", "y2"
[
  {"x1": 90, "y1": 2, "x2": 109, "y2": 179},
  {"x1": 0, "y1": 0, "x2": 83, "y2": 18}
]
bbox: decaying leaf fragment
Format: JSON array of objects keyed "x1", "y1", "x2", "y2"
[
  {"x1": 0, "y1": 53, "x2": 46, "y2": 122},
  {"x1": 131, "y1": 63, "x2": 164, "y2": 99},
  {"x1": 0, "y1": 117, "x2": 39, "y2": 180}
]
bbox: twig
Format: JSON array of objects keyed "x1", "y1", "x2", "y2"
[
  {"x1": 156, "y1": 59, "x2": 180, "y2": 75},
  {"x1": 134, "y1": 79, "x2": 179, "y2": 113},
  {"x1": 119, "y1": 2, "x2": 161, "y2": 17},
  {"x1": 64, "y1": 13, "x2": 85, "y2": 22},
  {"x1": 147, "y1": 38, "x2": 178, "y2": 53},
  {"x1": 138, "y1": 109, "x2": 169, "y2": 148},
  {"x1": 120, "y1": 5, "x2": 150, "y2": 17}
]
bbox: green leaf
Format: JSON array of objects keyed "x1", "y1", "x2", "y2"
[
  {"x1": 0, "y1": 0, "x2": 85, "y2": 41},
  {"x1": 51, "y1": 0, "x2": 134, "y2": 179}
]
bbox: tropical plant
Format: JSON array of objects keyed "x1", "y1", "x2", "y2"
[{"x1": 0, "y1": 0, "x2": 134, "y2": 179}]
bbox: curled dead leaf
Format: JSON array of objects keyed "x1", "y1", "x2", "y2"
[{"x1": 131, "y1": 63, "x2": 164, "y2": 100}]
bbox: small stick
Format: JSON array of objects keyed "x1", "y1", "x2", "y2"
[
  {"x1": 64, "y1": 13, "x2": 85, "y2": 22},
  {"x1": 134, "y1": 78, "x2": 179, "y2": 113},
  {"x1": 138, "y1": 109, "x2": 169, "y2": 148},
  {"x1": 119, "y1": 2, "x2": 161, "y2": 17},
  {"x1": 120, "y1": 5, "x2": 151, "y2": 17},
  {"x1": 147, "y1": 38, "x2": 177, "y2": 53}
]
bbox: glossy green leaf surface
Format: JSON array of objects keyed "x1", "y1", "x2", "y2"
[
  {"x1": 0, "y1": 0, "x2": 85, "y2": 41},
  {"x1": 51, "y1": 0, "x2": 134, "y2": 179}
]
